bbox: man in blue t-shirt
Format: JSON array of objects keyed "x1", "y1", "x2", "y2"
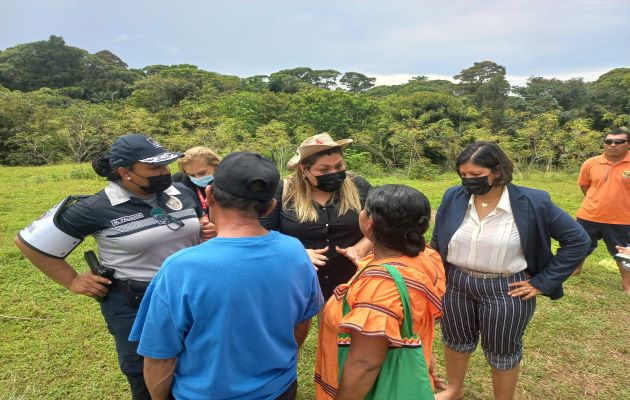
[{"x1": 130, "y1": 152, "x2": 324, "y2": 400}]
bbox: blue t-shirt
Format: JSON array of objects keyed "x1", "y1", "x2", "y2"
[{"x1": 129, "y1": 230, "x2": 323, "y2": 400}]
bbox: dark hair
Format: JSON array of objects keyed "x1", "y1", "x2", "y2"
[
  {"x1": 609, "y1": 127, "x2": 630, "y2": 141},
  {"x1": 455, "y1": 141, "x2": 513, "y2": 186},
  {"x1": 300, "y1": 147, "x2": 344, "y2": 168},
  {"x1": 364, "y1": 184, "x2": 431, "y2": 257},
  {"x1": 92, "y1": 153, "x2": 120, "y2": 181},
  {"x1": 212, "y1": 186, "x2": 273, "y2": 217}
]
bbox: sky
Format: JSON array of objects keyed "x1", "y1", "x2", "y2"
[{"x1": 1, "y1": 0, "x2": 628, "y2": 87}]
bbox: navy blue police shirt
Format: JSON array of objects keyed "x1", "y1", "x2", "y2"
[{"x1": 55, "y1": 181, "x2": 202, "y2": 281}]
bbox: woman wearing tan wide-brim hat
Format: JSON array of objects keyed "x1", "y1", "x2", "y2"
[{"x1": 261, "y1": 133, "x2": 373, "y2": 300}]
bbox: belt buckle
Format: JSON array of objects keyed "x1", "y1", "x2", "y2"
[{"x1": 482, "y1": 271, "x2": 495, "y2": 279}]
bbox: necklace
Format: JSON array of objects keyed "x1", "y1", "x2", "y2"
[
  {"x1": 476, "y1": 188, "x2": 502, "y2": 209},
  {"x1": 477, "y1": 197, "x2": 498, "y2": 208}
]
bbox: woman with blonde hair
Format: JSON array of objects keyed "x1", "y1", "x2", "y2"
[
  {"x1": 173, "y1": 146, "x2": 221, "y2": 214},
  {"x1": 261, "y1": 133, "x2": 372, "y2": 300}
]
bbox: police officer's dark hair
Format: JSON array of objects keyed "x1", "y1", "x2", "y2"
[
  {"x1": 364, "y1": 184, "x2": 431, "y2": 257},
  {"x1": 92, "y1": 153, "x2": 121, "y2": 181},
  {"x1": 455, "y1": 141, "x2": 513, "y2": 186},
  {"x1": 609, "y1": 126, "x2": 630, "y2": 141},
  {"x1": 211, "y1": 186, "x2": 273, "y2": 217}
]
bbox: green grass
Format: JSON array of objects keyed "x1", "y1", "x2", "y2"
[{"x1": 1, "y1": 165, "x2": 629, "y2": 399}]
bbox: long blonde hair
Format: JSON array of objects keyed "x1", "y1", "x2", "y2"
[{"x1": 283, "y1": 149, "x2": 361, "y2": 223}]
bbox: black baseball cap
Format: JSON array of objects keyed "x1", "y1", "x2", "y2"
[
  {"x1": 213, "y1": 152, "x2": 280, "y2": 201},
  {"x1": 109, "y1": 134, "x2": 182, "y2": 168}
]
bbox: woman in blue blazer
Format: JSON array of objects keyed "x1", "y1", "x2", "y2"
[{"x1": 431, "y1": 142, "x2": 590, "y2": 400}]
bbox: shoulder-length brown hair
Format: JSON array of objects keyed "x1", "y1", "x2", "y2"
[{"x1": 455, "y1": 141, "x2": 513, "y2": 186}]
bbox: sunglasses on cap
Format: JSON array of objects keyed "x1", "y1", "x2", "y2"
[
  {"x1": 150, "y1": 207, "x2": 184, "y2": 231},
  {"x1": 604, "y1": 139, "x2": 628, "y2": 145}
]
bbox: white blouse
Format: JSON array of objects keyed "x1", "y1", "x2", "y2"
[{"x1": 446, "y1": 187, "x2": 528, "y2": 273}]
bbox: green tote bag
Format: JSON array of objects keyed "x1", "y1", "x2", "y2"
[{"x1": 337, "y1": 263, "x2": 435, "y2": 400}]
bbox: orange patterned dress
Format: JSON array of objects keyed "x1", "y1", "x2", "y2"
[{"x1": 314, "y1": 248, "x2": 446, "y2": 399}]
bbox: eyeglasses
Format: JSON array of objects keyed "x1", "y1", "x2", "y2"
[
  {"x1": 604, "y1": 139, "x2": 628, "y2": 145},
  {"x1": 150, "y1": 207, "x2": 184, "y2": 231}
]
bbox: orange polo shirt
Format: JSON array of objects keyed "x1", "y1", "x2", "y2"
[
  {"x1": 576, "y1": 152, "x2": 630, "y2": 224},
  {"x1": 314, "y1": 249, "x2": 446, "y2": 400}
]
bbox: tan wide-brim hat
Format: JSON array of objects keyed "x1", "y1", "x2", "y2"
[{"x1": 287, "y1": 133, "x2": 353, "y2": 170}]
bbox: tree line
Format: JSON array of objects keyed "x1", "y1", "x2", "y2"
[{"x1": 1, "y1": 36, "x2": 629, "y2": 177}]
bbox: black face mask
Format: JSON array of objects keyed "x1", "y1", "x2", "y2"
[
  {"x1": 461, "y1": 176, "x2": 493, "y2": 195},
  {"x1": 130, "y1": 171, "x2": 173, "y2": 194},
  {"x1": 315, "y1": 170, "x2": 347, "y2": 192}
]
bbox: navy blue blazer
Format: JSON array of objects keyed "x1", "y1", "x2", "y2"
[{"x1": 431, "y1": 184, "x2": 590, "y2": 300}]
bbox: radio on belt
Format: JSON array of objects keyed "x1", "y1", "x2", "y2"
[{"x1": 18, "y1": 196, "x2": 86, "y2": 259}]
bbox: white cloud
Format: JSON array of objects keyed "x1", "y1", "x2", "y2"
[
  {"x1": 508, "y1": 68, "x2": 612, "y2": 87},
  {"x1": 545, "y1": 69, "x2": 610, "y2": 82},
  {"x1": 115, "y1": 34, "x2": 143, "y2": 42},
  {"x1": 161, "y1": 44, "x2": 179, "y2": 54},
  {"x1": 373, "y1": 73, "x2": 454, "y2": 86},
  {"x1": 373, "y1": 74, "x2": 414, "y2": 86},
  {"x1": 374, "y1": 68, "x2": 612, "y2": 88}
]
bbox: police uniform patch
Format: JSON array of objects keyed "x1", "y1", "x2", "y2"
[{"x1": 165, "y1": 196, "x2": 183, "y2": 210}]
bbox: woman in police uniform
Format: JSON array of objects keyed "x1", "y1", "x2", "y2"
[{"x1": 15, "y1": 134, "x2": 213, "y2": 400}]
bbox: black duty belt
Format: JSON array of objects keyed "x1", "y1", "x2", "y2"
[{"x1": 109, "y1": 278, "x2": 150, "y2": 293}]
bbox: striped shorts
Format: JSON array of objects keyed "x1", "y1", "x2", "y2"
[{"x1": 440, "y1": 265, "x2": 536, "y2": 371}]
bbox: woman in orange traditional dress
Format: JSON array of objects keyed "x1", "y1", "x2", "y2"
[{"x1": 314, "y1": 184, "x2": 446, "y2": 400}]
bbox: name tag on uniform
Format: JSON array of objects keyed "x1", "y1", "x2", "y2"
[{"x1": 111, "y1": 213, "x2": 144, "y2": 226}]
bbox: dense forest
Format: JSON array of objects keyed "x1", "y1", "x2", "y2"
[{"x1": 1, "y1": 35, "x2": 629, "y2": 176}]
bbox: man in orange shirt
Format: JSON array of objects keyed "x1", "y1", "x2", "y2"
[{"x1": 575, "y1": 127, "x2": 630, "y2": 293}]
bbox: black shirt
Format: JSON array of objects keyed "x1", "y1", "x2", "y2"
[{"x1": 261, "y1": 175, "x2": 372, "y2": 299}]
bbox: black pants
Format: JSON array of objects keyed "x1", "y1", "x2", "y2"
[
  {"x1": 275, "y1": 380, "x2": 298, "y2": 400},
  {"x1": 100, "y1": 282, "x2": 150, "y2": 400},
  {"x1": 577, "y1": 218, "x2": 630, "y2": 256}
]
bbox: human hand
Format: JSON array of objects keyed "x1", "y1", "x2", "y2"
[
  {"x1": 335, "y1": 245, "x2": 362, "y2": 266},
  {"x1": 68, "y1": 272, "x2": 111, "y2": 299},
  {"x1": 306, "y1": 247, "x2": 329, "y2": 270},
  {"x1": 199, "y1": 216, "x2": 217, "y2": 242},
  {"x1": 616, "y1": 245, "x2": 630, "y2": 255},
  {"x1": 507, "y1": 279, "x2": 542, "y2": 300},
  {"x1": 429, "y1": 353, "x2": 447, "y2": 391}
]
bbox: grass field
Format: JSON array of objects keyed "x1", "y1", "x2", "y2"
[{"x1": 1, "y1": 164, "x2": 628, "y2": 399}]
